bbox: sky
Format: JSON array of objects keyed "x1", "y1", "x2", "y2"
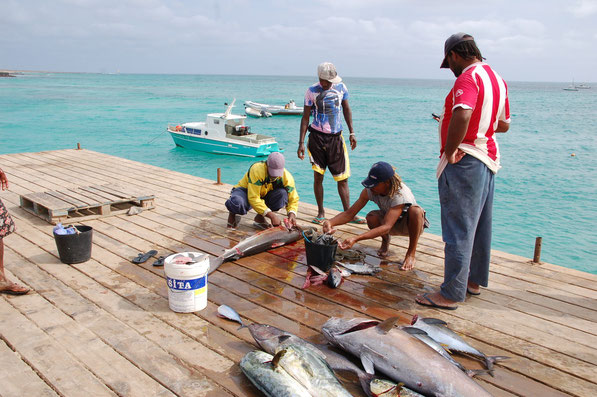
[{"x1": 1, "y1": 0, "x2": 596, "y2": 82}]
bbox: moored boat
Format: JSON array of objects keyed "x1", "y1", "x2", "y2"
[
  {"x1": 244, "y1": 106, "x2": 272, "y2": 118},
  {"x1": 244, "y1": 100, "x2": 304, "y2": 115},
  {"x1": 167, "y1": 100, "x2": 283, "y2": 157}
]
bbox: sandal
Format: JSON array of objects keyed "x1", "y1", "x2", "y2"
[
  {"x1": 349, "y1": 216, "x2": 367, "y2": 224},
  {"x1": 132, "y1": 250, "x2": 158, "y2": 264},
  {"x1": 152, "y1": 256, "x2": 166, "y2": 267},
  {"x1": 311, "y1": 217, "x2": 326, "y2": 225},
  {"x1": 0, "y1": 281, "x2": 30, "y2": 295}
]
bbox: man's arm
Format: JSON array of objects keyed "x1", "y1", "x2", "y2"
[
  {"x1": 444, "y1": 107, "x2": 472, "y2": 164},
  {"x1": 323, "y1": 189, "x2": 368, "y2": 233},
  {"x1": 298, "y1": 105, "x2": 312, "y2": 160},
  {"x1": 496, "y1": 120, "x2": 509, "y2": 133},
  {"x1": 338, "y1": 204, "x2": 404, "y2": 249},
  {"x1": 342, "y1": 100, "x2": 356, "y2": 150}
]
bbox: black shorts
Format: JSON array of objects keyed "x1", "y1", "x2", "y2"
[{"x1": 307, "y1": 126, "x2": 350, "y2": 181}]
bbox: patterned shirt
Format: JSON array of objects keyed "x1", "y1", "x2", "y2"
[
  {"x1": 437, "y1": 62, "x2": 510, "y2": 177},
  {"x1": 304, "y1": 82, "x2": 349, "y2": 134}
]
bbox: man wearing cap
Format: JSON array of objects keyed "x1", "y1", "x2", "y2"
[
  {"x1": 298, "y1": 62, "x2": 363, "y2": 225},
  {"x1": 322, "y1": 162, "x2": 428, "y2": 270},
  {"x1": 225, "y1": 152, "x2": 299, "y2": 230},
  {"x1": 416, "y1": 33, "x2": 510, "y2": 310}
]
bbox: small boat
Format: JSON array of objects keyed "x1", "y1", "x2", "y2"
[
  {"x1": 563, "y1": 85, "x2": 578, "y2": 91},
  {"x1": 245, "y1": 106, "x2": 272, "y2": 118},
  {"x1": 244, "y1": 100, "x2": 304, "y2": 115},
  {"x1": 167, "y1": 100, "x2": 283, "y2": 157},
  {"x1": 575, "y1": 83, "x2": 591, "y2": 89}
]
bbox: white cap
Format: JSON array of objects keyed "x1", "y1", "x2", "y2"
[{"x1": 317, "y1": 62, "x2": 342, "y2": 84}]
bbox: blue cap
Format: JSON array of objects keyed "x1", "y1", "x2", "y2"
[{"x1": 361, "y1": 162, "x2": 394, "y2": 188}]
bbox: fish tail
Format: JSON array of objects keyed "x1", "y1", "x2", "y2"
[
  {"x1": 237, "y1": 324, "x2": 247, "y2": 331},
  {"x1": 357, "y1": 372, "x2": 376, "y2": 397},
  {"x1": 485, "y1": 355, "x2": 510, "y2": 370},
  {"x1": 208, "y1": 257, "x2": 225, "y2": 275},
  {"x1": 466, "y1": 368, "x2": 493, "y2": 378}
]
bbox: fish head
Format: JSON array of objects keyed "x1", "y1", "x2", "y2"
[
  {"x1": 247, "y1": 323, "x2": 297, "y2": 354},
  {"x1": 321, "y1": 317, "x2": 380, "y2": 345}
]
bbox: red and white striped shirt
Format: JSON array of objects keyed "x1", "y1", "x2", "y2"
[{"x1": 437, "y1": 62, "x2": 510, "y2": 178}]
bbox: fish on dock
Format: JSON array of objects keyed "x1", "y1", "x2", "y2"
[
  {"x1": 302, "y1": 266, "x2": 343, "y2": 289},
  {"x1": 216, "y1": 304, "x2": 246, "y2": 329},
  {"x1": 209, "y1": 225, "x2": 314, "y2": 274},
  {"x1": 410, "y1": 315, "x2": 509, "y2": 371},
  {"x1": 322, "y1": 317, "x2": 493, "y2": 397},
  {"x1": 336, "y1": 261, "x2": 381, "y2": 275},
  {"x1": 240, "y1": 350, "x2": 311, "y2": 397}
]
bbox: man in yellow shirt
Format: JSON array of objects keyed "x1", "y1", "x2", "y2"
[{"x1": 226, "y1": 152, "x2": 299, "y2": 229}]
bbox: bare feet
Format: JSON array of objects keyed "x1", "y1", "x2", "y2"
[
  {"x1": 227, "y1": 213, "x2": 240, "y2": 229},
  {"x1": 253, "y1": 214, "x2": 271, "y2": 229},
  {"x1": 377, "y1": 235, "x2": 390, "y2": 257},
  {"x1": 0, "y1": 279, "x2": 30, "y2": 295},
  {"x1": 415, "y1": 291, "x2": 458, "y2": 309},
  {"x1": 400, "y1": 254, "x2": 416, "y2": 271}
]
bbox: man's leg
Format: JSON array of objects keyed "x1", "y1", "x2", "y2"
[
  {"x1": 468, "y1": 169, "x2": 494, "y2": 293},
  {"x1": 0, "y1": 238, "x2": 29, "y2": 295},
  {"x1": 402, "y1": 206, "x2": 425, "y2": 271},
  {"x1": 366, "y1": 210, "x2": 389, "y2": 256},
  {"x1": 225, "y1": 188, "x2": 250, "y2": 228},
  {"x1": 313, "y1": 171, "x2": 325, "y2": 219},
  {"x1": 337, "y1": 179, "x2": 350, "y2": 212}
]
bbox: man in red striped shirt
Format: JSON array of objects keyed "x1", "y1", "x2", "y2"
[{"x1": 416, "y1": 33, "x2": 510, "y2": 310}]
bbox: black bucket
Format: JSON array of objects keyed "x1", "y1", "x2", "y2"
[
  {"x1": 54, "y1": 225, "x2": 93, "y2": 264},
  {"x1": 303, "y1": 231, "x2": 337, "y2": 272}
]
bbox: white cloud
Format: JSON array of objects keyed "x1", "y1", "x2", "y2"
[{"x1": 569, "y1": 0, "x2": 597, "y2": 17}]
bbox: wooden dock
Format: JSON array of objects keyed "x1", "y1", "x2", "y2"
[{"x1": 0, "y1": 149, "x2": 595, "y2": 397}]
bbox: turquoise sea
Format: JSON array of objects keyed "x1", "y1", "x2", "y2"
[{"x1": 1, "y1": 73, "x2": 596, "y2": 274}]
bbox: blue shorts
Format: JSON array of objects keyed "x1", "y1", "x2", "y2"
[{"x1": 225, "y1": 187, "x2": 288, "y2": 215}]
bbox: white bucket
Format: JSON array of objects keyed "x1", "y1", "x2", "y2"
[{"x1": 164, "y1": 252, "x2": 210, "y2": 313}]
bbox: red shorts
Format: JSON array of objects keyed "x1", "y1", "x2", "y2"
[{"x1": 307, "y1": 126, "x2": 350, "y2": 181}]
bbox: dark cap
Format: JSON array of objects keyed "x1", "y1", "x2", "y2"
[
  {"x1": 440, "y1": 32, "x2": 475, "y2": 68},
  {"x1": 361, "y1": 161, "x2": 395, "y2": 188}
]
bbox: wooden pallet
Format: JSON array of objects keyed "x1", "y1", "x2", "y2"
[{"x1": 19, "y1": 184, "x2": 155, "y2": 224}]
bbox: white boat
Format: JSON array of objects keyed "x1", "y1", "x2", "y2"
[
  {"x1": 563, "y1": 85, "x2": 578, "y2": 91},
  {"x1": 244, "y1": 100, "x2": 304, "y2": 115},
  {"x1": 245, "y1": 106, "x2": 272, "y2": 118},
  {"x1": 575, "y1": 83, "x2": 591, "y2": 89},
  {"x1": 167, "y1": 100, "x2": 283, "y2": 157}
]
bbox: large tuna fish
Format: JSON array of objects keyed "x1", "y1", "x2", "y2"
[
  {"x1": 240, "y1": 350, "x2": 311, "y2": 397},
  {"x1": 272, "y1": 343, "x2": 352, "y2": 397},
  {"x1": 322, "y1": 317, "x2": 493, "y2": 397},
  {"x1": 410, "y1": 315, "x2": 509, "y2": 371},
  {"x1": 209, "y1": 225, "x2": 314, "y2": 274}
]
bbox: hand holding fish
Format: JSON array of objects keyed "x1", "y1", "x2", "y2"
[
  {"x1": 267, "y1": 212, "x2": 281, "y2": 227},
  {"x1": 286, "y1": 213, "x2": 297, "y2": 228},
  {"x1": 338, "y1": 236, "x2": 357, "y2": 250},
  {"x1": 322, "y1": 219, "x2": 336, "y2": 234}
]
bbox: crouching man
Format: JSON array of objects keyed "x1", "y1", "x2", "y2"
[
  {"x1": 323, "y1": 161, "x2": 428, "y2": 270},
  {"x1": 225, "y1": 152, "x2": 299, "y2": 229}
]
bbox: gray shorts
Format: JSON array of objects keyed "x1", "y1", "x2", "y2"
[{"x1": 368, "y1": 204, "x2": 429, "y2": 236}]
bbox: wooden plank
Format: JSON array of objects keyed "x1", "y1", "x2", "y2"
[
  {"x1": 45, "y1": 189, "x2": 90, "y2": 208},
  {"x1": 0, "y1": 338, "x2": 59, "y2": 397}
]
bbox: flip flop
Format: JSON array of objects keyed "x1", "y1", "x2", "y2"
[
  {"x1": 349, "y1": 216, "x2": 367, "y2": 224},
  {"x1": 467, "y1": 287, "x2": 481, "y2": 296},
  {"x1": 416, "y1": 292, "x2": 458, "y2": 310},
  {"x1": 311, "y1": 217, "x2": 325, "y2": 225},
  {"x1": 152, "y1": 256, "x2": 166, "y2": 267},
  {"x1": 132, "y1": 250, "x2": 158, "y2": 264},
  {"x1": 0, "y1": 281, "x2": 30, "y2": 296}
]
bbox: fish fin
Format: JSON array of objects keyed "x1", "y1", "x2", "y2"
[
  {"x1": 277, "y1": 335, "x2": 292, "y2": 344},
  {"x1": 309, "y1": 265, "x2": 326, "y2": 275},
  {"x1": 485, "y1": 355, "x2": 510, "y2": 371},
  {"x1": 360, "y1": 352, "x2": 376, "y2": 374},
  {"x1": 376, "y1": 316, "x2": 400, "y2": 334},
  {"x1": 466, "y1": 369, "x2": 493, "y2": 378},
  {"x1": 401, "y1": 326, "x2": 428, "y2": 336},
  {"x1": 422, "y1": 317, "x2": 448, "y2": 326},
  {"x1": 357, "y1": 372, "x2": 375, "y2": 396}
]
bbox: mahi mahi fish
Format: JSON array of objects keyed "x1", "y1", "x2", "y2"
[
  {"x1": 240, "y1": 350, "x2": 311, "y2": 397},
  {"x1": 248, "y1": 323, "x2": 419, "y2": 397},
  {"x1": 410, "y1": 315, "x2": 509, "y2": 371},
  {"x1": 273, "y1": 343, "x2": 352, "y2": 397},
  {"x1": 209, "y1": 225, "x2": 314, "y2": 274},
  {"x1": 322, "y1": 317, "x2": 493, "y2": 397}
]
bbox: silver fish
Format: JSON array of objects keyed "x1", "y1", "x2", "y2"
[
  {"x1": 336, "y1": 261, "x2": 381, "y2": 275},
  {"x1": 411, "y1": 315, "x2": 509, "y2": 371},
  {"x1": 322, "y1": 317, "x2": 493, "y2": 397},
  {"x1": 248, "y1": 323, "x2": 416, "y2": 397},
  {"x1": 273, "y1": 343, "x2": 352, "y2": 397},
  {"x1": 327, "y1": 267, "x2": 343, "y2": 288},
  {"x1": 401, "y1": 327, "x2": 489, "y2": 377},
  {"x1": 240, "y1": 350, "x2": 311, "y2": 397},
  {"x1": 216, "y1": 304, "x2": 245, "y2": 330},
  {"x1": 209, "y1": 225, "x2": 314, "y2": 274},
  {"x1": 369, "y1": 378, "x2": 425, "y2": 397}
]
